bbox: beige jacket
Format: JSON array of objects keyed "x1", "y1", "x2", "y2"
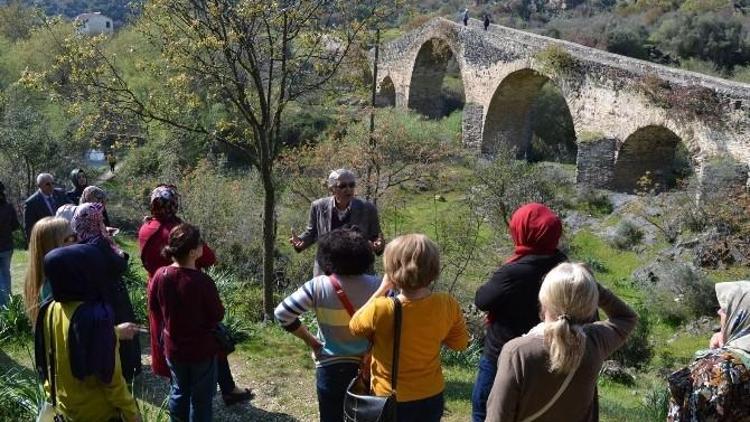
[{"x1": 486, "y1": 287, "x2": 637, "y2": 422}]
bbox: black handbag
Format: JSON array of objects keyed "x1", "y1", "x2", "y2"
[
  {"x1": 343, "y1": 296, "x2": 402, "y2": 422},
  {"x1": 213, "y1": 322, "x2": 236, "y2": 354}
]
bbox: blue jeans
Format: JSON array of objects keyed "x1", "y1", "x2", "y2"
[
  {"x1": 316, "y1": 362, "x2": 359, "y2": 422},
  {"x1": 471, "y1": 354, "x2": 498, "y2": 422},
  {"x1": 397, "y1": 392, "x2": 444, "y2": 422},
  {"x1": 167, "y1": 358, "x2": 217, "y2": 422},
  {"x1": 0, "y1": 250, "x2": 12, "y2": 308}
]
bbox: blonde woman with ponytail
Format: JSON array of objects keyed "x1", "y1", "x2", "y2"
[
  {"x1": 23, "y1": 217, "x2": 76, "y2": 323},
  {"x1": 486, "y1": 263, "x2": 637, "y2": 422}
]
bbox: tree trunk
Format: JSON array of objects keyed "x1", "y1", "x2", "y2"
[{"x1": 260, "y1": 148, "x2": 277, "y2": 321}]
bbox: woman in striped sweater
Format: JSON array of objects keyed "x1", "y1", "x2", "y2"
[{"x1": 275, "y1": 226, "x2": 380, "y2": 422}]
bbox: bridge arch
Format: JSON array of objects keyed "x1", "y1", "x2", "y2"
[
  {"x1": 375, "y1": 76, "x2": 396, "y2": 107},
  {"x1": 482, "y1": 68, "x2": 576, "y2": 163},
  {"x1": 613, "y1": 125, "x2": 692, "y2": 193},
  {"x1": 407, "y1": 38, "x2": 465, "y2": 119}
]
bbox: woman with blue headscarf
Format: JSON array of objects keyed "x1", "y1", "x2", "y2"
[
  {"x1": 71, "y1": 202, "x2": 142, "y2": 381},
  {"x1": 34, "y1": 244, "x2": 140, "y2": 421}
]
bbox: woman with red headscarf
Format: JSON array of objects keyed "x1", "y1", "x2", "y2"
[{"x1": 471, "y1": 203, "x2": 566, "y2": 422}]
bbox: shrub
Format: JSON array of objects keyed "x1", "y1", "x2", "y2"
[
  {"x1": 209, "y1": 268, "x2": 266, "y2": 326},
  {"x1": 610, "y1": 307, "x2": 652, "y2": 369},
  {"x1": 441, "y1": 337, "x2": 482, "y2": 367},
  {"x1": 0, "y1": 295, "x2": 32, "y2": 343},
  {"x1": 635, "y1": 262, "x2": 716, "y2": 324},
  {"x1": 0, "y1": 366, "x2": 44, "y2": 421},
  {"x1": 123, "y1": 261, "x2": 148, "y2": 325},
  {"x1": 179, "y1": 159, "x2": 266, "y2": 279},
  {"x1": 609, "y1": 220, "x2": 643, "y2": 250},
  {"x1": 639, "y1": 387, "x2": 670, "y2": 421},
  {"x1": 575, "y1": 188, "x2": 613, "y2": 217},
  {"x1": 534, "y1": 44, "x2": 578, "y2": 75}
]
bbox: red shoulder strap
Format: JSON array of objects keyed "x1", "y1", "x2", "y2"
[{"x1": 328, "y1": 274, "x2": 356, "y2": 317}]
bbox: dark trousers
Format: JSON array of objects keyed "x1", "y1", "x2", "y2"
[
  {"x1": 316, "y1": 362, "x2": 359, "y2": 422},
  {"x1": 397, "y1": 392, "x2": 444, "y2": 422},
  {"x1": 471, "y1": 354, "x2": 498, "y2": 422},
  {"x1": 217, "y1": 355, "x2": 236, "y2": 394},
  {"x1": 167, "y1": 357, "x2": 217, "y2": 422}
]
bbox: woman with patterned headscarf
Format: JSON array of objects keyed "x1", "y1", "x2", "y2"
[
  {"x1": 138, "y1": 184, "x2": 252, "y2": 406},
  {"x1": 72, "y1": 203, "x2": 142, "y2": 381},
  {"x1": 668, "y1": 281, "x2": 750, "y2": 421}
]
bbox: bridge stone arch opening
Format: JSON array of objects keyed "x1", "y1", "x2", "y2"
[
  {"x1": 375, "y1": 76, "x2": 396, "y2": 107},
  {"x1": 407, "y1": 38, "x2": 465, "y2": 119},
  {"x1": 613, "y1": 126, "x2": 693, "y2": 193},
  {"x1": 482, "y1": 69, "x2": 576, "y2": 163}
]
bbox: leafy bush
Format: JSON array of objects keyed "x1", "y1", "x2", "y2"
[
  {"x1": 473, "y1": 144, "x2": 555, "y2": 229},
  {"x1": 635, "y1": 263, "x2": 716, "y2": 324},
  {"x1": 639, "y1": 387, "x2": 670, "y2": 421},
  {"x1": 441, "y1": 337, "x2": 482, "y2": 367},
  {"x1": 606, "y1": 24, "x2": 649, "y2": 59},
  {"x1": 611, "y1": 307, "x2": 652, "y2": 369},
  {"x1": 534, "y1": 44, "x2": 578, "y2": 75},
  {"x1": 575, "y1": 188, "x2": 613, "y2": 217},
  {"x1": 0, "y1": 366, "x2": 44, "y2": 421},
  {"x1": 209, "y1": 268, "x2": 267, "y2": 326},
  {"x1": 0, "y1": 294, "x2": 32, "y2": 343},
  {"x1": 123, "y1": 261, "x2": 148, "y2": 325},
  {"x1": 179, "y1": 159, "x2": 265, "y2": 279},
  {"x1": 609, "y1": 220, "x2": 643, "y2": 250}
]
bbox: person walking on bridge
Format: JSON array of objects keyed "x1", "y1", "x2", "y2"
[
  {"x1": 463, "y1": 8, "x2": 469, "y2": 26},
  {"x1": 484, "y1": 14, "x2": 490, "y2": 30}
]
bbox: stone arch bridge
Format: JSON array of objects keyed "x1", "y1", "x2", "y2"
[{"x1": 376, "y1": 18, "x2": 750, "y2": 191}]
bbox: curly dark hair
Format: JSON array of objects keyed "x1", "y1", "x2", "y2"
[{"x1": 316, "y1": 226, "x2": 374, "y2": 276}]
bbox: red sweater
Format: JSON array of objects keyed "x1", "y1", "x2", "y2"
[
  {"x1": 138, "y1": 218, "x2": 218, "y2": 377},
  {"x1": 148, "y1": 266, "x2": 224, "y2": 364}
]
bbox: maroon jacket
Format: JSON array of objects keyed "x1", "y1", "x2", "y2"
[
  {"x1": 148, "y1": 266, "x2": 224, "y2": 366},
  {"x1": 139, "y1": 218, "x2": 218, "y2": 377}
]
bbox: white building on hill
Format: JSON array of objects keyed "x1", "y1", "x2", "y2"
[{"x1": 75, "y1": 12, "x2": 114, "y2": 36}]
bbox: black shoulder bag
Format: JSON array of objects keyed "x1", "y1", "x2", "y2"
[{"x1": 343, "y1": 296, "x2": 402, "y2": 422}]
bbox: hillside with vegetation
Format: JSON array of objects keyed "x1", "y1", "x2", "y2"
[{"x1": 0, "y1": 0, "x2": 749, "y2": 421}]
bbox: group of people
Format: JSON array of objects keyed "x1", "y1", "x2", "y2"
[
  {"x1": 276, "y1": 171, "x2": 638, "y2": 422},
  {"x1": 460, "y1": 8, "x2": 492, "y2": 30},
  {"x1": 0, "y1": 171, "x2": 253, "y2": 421},
  {"x1": 1, "y1": 166, "x2": 748, "y2": 421}
]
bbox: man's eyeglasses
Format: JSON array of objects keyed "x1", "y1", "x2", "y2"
[{"x1": 336, "y1": 182, "x2": 356, "y2": 189}]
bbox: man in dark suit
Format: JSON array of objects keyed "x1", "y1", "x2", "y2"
[
  {"x1": 290, "y1": 168, "x2": 384, "y2": 276},
  {"x1": 24, "y1": 173, "x2": 71, "y2": 240}
]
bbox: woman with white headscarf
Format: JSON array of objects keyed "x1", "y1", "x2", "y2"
[{"x1": 668, "y1": 281, "x2": 750, "y2": 421}]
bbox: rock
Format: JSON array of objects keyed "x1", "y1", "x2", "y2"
[{"x1": 600, "y1": 360, "x2": 636, "y2": 385}]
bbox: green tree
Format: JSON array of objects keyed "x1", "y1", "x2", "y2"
[
  {"x1": 36, "y1": 0, "x2": 395, "y2": 318},
  {"x1": 652, "y1": 12, "x2": 750, "y2": 70}
]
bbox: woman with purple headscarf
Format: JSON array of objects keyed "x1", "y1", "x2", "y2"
[{"x1": 71, "y1": 203, "x2": 142, "y2": 381}]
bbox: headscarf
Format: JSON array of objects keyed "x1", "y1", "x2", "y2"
[
  {"x1": 149, "y1": 185, "x2": 179, "y2": 222},
  {"x1": 40, "y1": 244, "x2": 116, "y2": 384},
  {"x1": 80, "y1": 185, "x2": 107, "y2": 205},
  {"x1": 72, "y1": 203, "x2": 121, "y2": 255},
  {"x1": 716, "y1": 281, "x2": 750, "y2": 362},
  {"x1": 69, "y1": 168, "x2": 86, "y2": 191},
  {"x1": 506, "y1": 203, "x2": 563, "y2": 263},
  {"x1": 55, "y1": 204, "x2": 78, "y2": 222}
]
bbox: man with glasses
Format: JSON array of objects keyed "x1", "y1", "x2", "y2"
[
  {"x1": 23, "y1": 173, "x2": 72, "y2": 240},
  {"x1": 290, "y1": 168, "x2": 384, "y2": 276}
]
